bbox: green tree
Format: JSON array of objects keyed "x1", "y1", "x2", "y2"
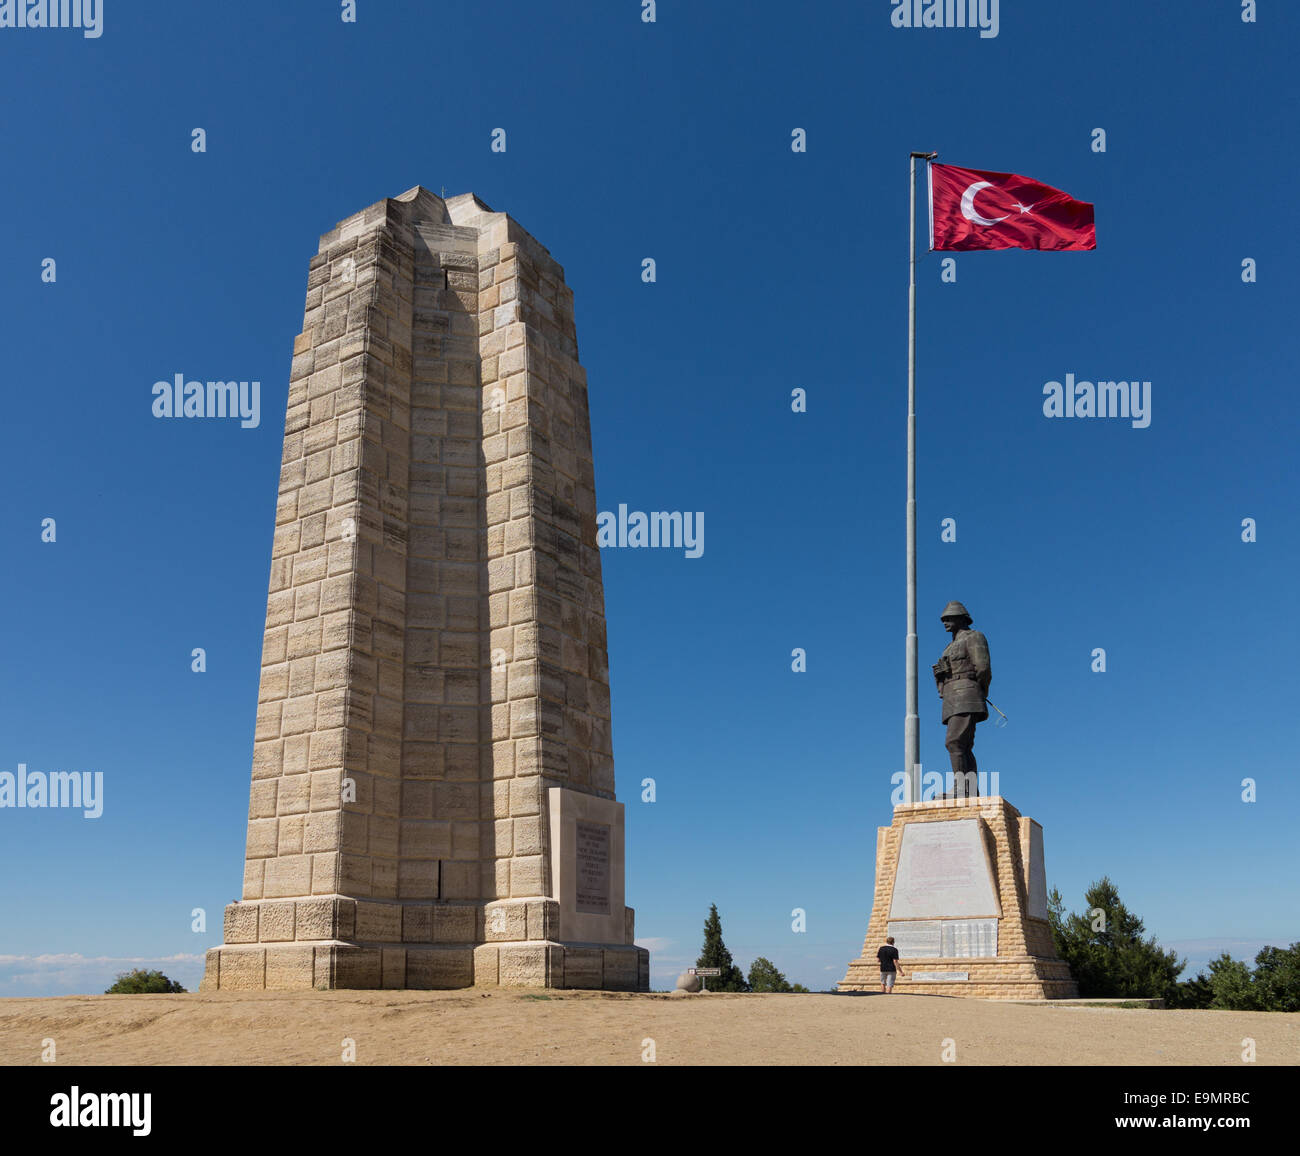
[
  {"x1": 1207, "y1": 953, "x2": 1258, "y2": 1010},
  {"x1": 1169, "y1": 970, "x2": 1214, "y2": 1009},
  {"x1": 747, "y1": 956, "x2": 793, "y2": 993},
  {"x1": 1250, "y1": 943, "x2": 1300, "y2": 1012},
  {"x1": 105, "y1": 969, "x2": 187, "y2": 994},
  {"x1": 1047, "y1": 885, "x2": 1068, "y2": 936},
  {"x1": 1049, "y1": 877, "x2": 1184, "y2": 1002},
  {"x1": 1172, "y1": 945, "x2": 1300, "y2": 1011},
  {"x1": 696, "y1": 903, "x2": 749, "y2": 992}
]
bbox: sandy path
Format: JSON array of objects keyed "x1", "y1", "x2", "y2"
[{"x1": 1, "y1": 991, "x2": 1295, "y2": 1066}]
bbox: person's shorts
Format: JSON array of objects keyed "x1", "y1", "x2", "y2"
[{"x1": 880, "y1": 971, "x2": 895, "y2": 988}]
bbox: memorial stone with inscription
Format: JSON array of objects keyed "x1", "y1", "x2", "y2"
[
  {"x1": 576, "y1": 821, "x2": 611, "y2": 915},
  {"x1": 889, "y1": 819, "x2": 999, "y2": 918}
]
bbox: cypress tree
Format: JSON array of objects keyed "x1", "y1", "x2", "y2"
[{"x1": 696, "y1": 903, "x2": 749, "y2": 992}]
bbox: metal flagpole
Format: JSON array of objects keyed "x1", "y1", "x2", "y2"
[{"x1": 905, "y1": 150, "x2": 937, "y2": 806}]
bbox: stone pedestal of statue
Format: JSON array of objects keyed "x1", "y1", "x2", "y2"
[{"x1": 839, "y1": 796, "x2": 1077, "y2": 999}]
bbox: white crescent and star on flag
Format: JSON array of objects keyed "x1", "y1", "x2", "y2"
[
  {"x1": 959, "y1": 180, "x2": 1036, "y2": 227},
  {"x1": 928, "y1": 162, "x2": 1095, "y2": 251}
]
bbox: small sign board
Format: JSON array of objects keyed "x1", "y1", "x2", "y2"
[{"x1": 689, "y1": 968, "x2": 722, "y2": 976}]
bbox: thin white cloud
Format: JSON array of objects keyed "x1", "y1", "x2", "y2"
[
  {"x1": 0, "y1": 953, "x2": 207, "y2": 997},
  {"x1": 0, "y1": 953, "x2": 204, "y2": 965},
  {"x1": 1164, "y1": 937, "x2": 1279, "y2": 956},
  {"x1": 1162, "y1": 937, "x2": 1286, "y2": 979}
]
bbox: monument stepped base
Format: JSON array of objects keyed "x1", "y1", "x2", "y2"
[
  {"x1": 839, "y1": 795, "x2": 1078, "y2": 1000},
  {"x1": 841, "y1": 953, "x2": 1077, "y2": 999},
  {"x1": 200, "y1": 893, "x2": 648, "y2": 991},
  {"x1": 201, "y1": 941, "x2": 648, "y2": 992}
]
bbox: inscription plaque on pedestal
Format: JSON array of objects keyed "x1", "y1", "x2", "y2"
[
  {"x1": 913, "y1": 971, "x2": 969, "y2": 982},
  {"x1": 942, "y1": 917, "x2": 998, "y2": 957},
  {"x1": 549, "y1": 787, "x2": 627, "y2": 945},
  {"x1": 575, "y1": 821, "x2": 611, "y2": 915},
  {"x1": 888, "y1": 917, "x2": 998, "y2": 958},
  {"x1": 888, "y1": 920, "x2": 943, "y2": 957},
  {"x1": 889, "y1": 819, "x2": 999, "y2": 919}
]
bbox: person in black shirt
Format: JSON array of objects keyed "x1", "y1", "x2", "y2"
[{"x1": 877, "y1": 936, "x2": 904, "y2": 993}]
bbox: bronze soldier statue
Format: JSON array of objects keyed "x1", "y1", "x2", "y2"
[{"x1": 932, "y1": 600, "x2": 991, "y2": 798}]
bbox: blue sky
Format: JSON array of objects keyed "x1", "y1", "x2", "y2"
[{"x1": 1, "y1": 1, "x2": 1295, "y2": 996}]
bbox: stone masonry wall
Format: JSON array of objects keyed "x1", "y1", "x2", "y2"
[{"x1": 203, "y1": 188, "x2": 644, "y2": 991}]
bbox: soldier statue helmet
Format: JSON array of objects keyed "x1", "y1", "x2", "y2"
[{"x1": 933, "y1": 601, "x2": 991, "y2": 798}]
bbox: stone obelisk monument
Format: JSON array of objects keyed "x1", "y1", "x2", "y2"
[{"x1": 202, "y1": 187, "x2": 648, "y2": 991}]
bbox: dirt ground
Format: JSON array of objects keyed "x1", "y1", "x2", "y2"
[{"x1": 2, "y1": 990, "x2": 1296, "y2": 1065}]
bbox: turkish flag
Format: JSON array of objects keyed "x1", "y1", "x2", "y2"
[{"x1": 929, "y1": 163, "x2": 1096, "y2": 252}]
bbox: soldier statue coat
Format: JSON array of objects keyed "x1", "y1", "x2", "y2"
[{"x1": 932, "y1": 601, "x2": 991, "y2": 796}]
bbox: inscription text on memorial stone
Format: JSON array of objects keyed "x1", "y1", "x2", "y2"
[
  {"x1": 888, "y1": 918, "x2": 998, "y2": 958},
  {"x1": 889, "y1": 819, "x2": 998, "y2": 918},
  {"x1": 575, "y1": 821, "x2": 611, "y2": 914}
]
